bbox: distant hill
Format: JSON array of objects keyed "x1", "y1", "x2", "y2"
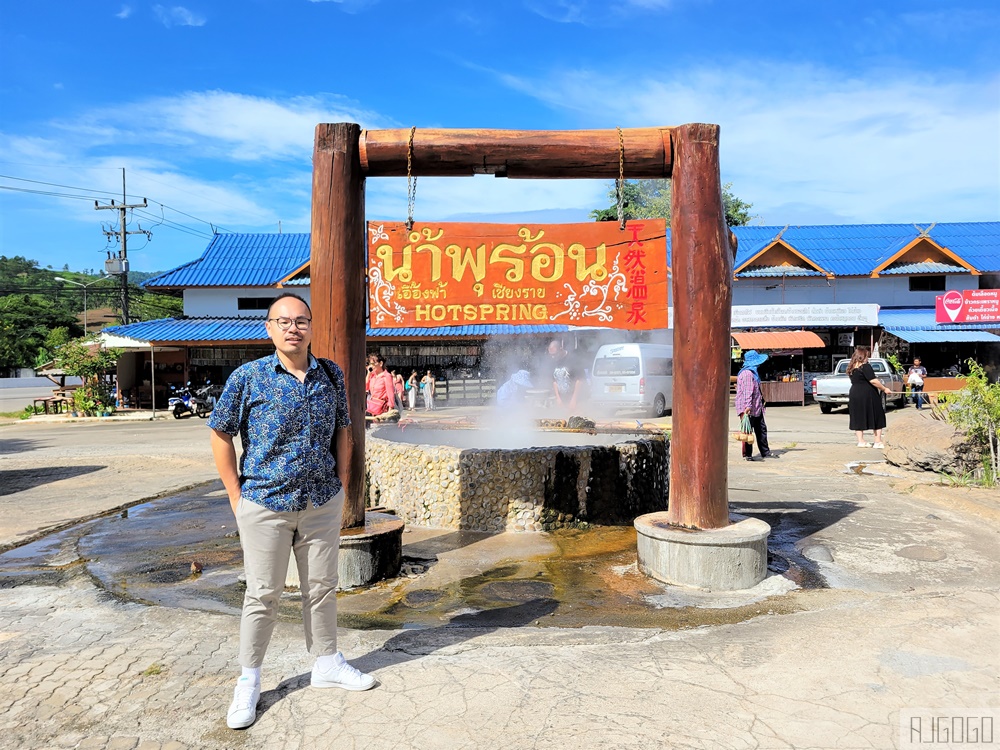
[{"x1": 128, "y1": 270, "x2": 166, "y2": 284}]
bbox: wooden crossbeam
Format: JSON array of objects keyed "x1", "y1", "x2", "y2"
[{"x1": 358, "y1": 127, "x2": 673, "y2": 178}]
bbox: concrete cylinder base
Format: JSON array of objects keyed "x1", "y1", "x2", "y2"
[
  {"x1": 634, "y1": 512, "x2": 770, "y2": 591},
  {"x1": 285, "y1": 511, "x2": 404, "y2": 590}
]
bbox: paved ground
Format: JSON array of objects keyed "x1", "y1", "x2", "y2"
[
  {"x1": 0, "y1": 403, "x2": 998, "y2": 749},
  {"x1": 0, "y1": 418, "x2": 218, "y2": 550},
  {"x1": 0, "y1": 386, "x2": 59, "y2": 415}
]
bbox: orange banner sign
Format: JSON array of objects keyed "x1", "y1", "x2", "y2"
[{"x1": 367, "y1": 220, "x2": 668, "y2": 329}]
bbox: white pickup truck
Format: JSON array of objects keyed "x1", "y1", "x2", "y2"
[{"x1": 811, "y1": 358, "x2": 906, "y2": 414}]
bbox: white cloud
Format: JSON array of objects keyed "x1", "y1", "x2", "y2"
[
  {"x1": 153, "y1": 5, "x2": 206, "y2": 28},
  {"x1": 525, "y1": 0, "x2": 678, "y2": 25},
  {"x1": 622, "y1": 0, "x2": 674, "y2": 8},
  {"x1": 365, "y1": 175, "x2": 607, "y2": 225},
  {"x1": 115, "y1": 5, "x2": 132, "y2": 19},
  {"x1": 60, "y1": 90, "x2": 384, "y2": 163},
  {"x1": 489, "y1": 63, "x2": 1000, "y2": 223},
  {"x1": 307, "y1": 0, "x2": 381, "y2": 12},
  {"x1": 0, "y1": 134, "x2": 275, "y2": 231},
  {"x1": 524, "y1": 1, "x2": 586, "y2": 24}
]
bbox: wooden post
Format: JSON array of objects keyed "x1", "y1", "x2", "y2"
[
  {"x1": 667, "y1": 124, "x2": 733, "y2": 530},
  {"x1": 311, "y1": 123, "x2": 367, "y2": 529}
]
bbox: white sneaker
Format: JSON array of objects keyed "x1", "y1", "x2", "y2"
[
  {"x1": 311, "y1": 652, "x2": 377, "y2": 691},
  {"x1": 226, "y1": 675, "x2": 261, "y2": 729}
]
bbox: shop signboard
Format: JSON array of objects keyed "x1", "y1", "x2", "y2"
[
  {"x1": 730, "y1": 304, "x2": 879, "y2": 328},
  {"x1": 367, "y1": 220, "x2": 668, "y2": 329},
  {"x1": 935, "y1": 289, "x2": 1000, "y2": 323}
]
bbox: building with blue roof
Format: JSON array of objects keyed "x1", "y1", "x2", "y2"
[{"x1": 102, "y1": 222, "x2": 1000, "y2": 407}]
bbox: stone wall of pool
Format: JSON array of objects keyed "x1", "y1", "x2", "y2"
[{"x1": 364, "y1": 427, "x2": 670, "y2": 532}]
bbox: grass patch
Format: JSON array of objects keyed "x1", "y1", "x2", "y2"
[
  {"x1": 936, "y1": 467, "x2": 994, "y2": 488},
  {"x1": 0, "y1": 405, "x2": 46, "y2": 420},
  {"x1": 141, "y1": 663, "x2": 165, "y2": 676}
]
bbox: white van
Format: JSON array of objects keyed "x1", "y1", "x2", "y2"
[{"x1": 590, "y1": 343, "x2": 673, "y2": 417}]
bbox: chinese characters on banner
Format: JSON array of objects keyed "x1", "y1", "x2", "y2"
[
  {"x1": 367, "y1": 220, "x2": 668, "y2": 329},
  {"x1": 935, "y1": 289, "x2": 1000, "y2": 323}
]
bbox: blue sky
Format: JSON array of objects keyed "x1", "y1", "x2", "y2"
[{"x1": 1, "y1": 0, "x2": 998, "y2": 273}]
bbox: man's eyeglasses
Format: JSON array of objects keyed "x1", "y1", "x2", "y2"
[{"x1": 267, "y1": 317, "x2": 312, "y2": 331}]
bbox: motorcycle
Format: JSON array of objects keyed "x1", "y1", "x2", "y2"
[
  {"x1": 169, "y1": 381, "x2": 215, "y2": 419},
  {"x1": 190, "y1": 382, "x2": 215, "y2": 419},
  {"x1": 168, "y1": 383, "x2": 195, "y2": 419}
]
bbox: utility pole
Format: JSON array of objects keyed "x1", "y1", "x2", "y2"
[{"x1": 95, "y1": 169, "x2": 150, "y2": 325}]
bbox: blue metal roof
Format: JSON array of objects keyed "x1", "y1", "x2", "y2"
[
  {"x1": 877, "y1": 307, "x2": 1000, "y2": 331},
  {"x1": 143, "y1": 233, "x2": 310, "y2": 288},
  {"x1": 879, "y1": 261, "x2": 968, "y2": 275},
  {"x1": 731, "y1": 222, "x2": 1000, "y2": 276},
  {"x1": 884, "y1": 329, "x2": 1000, "y2": 343},
  {"x1": 105, "y1": 317, "x2": 269, "y2": 342},
  {"x1": 921, "y1": 222, "x2": 1000, "y2": 272},
  {"x1": 736, "y1": 265, "x2": 826, "y2": 278},
  {"x1": 104, "y1": 317, "x2": 568, "y2": 343}
]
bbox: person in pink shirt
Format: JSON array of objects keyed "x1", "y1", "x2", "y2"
[{"x1": 364, "y1": 353, "x2": 396, "y2": 416}]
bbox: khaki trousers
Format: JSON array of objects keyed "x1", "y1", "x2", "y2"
[{"x1": 235, "y1": 491, "x2": 345, "y2": 668}]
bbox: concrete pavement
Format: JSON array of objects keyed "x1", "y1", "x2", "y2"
[
  {"x1": 0, "y1": 419, "x2": 217, "y2": 551},
  {"x1": 0, "y1": 404, "x2": 998, "y2": 749}
]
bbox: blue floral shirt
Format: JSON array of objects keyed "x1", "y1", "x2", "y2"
[{"x1": 208, "y1": 353, "x2": 351, "y2": 512}]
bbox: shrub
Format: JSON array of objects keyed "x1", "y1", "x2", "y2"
[
  {"x1": 57, "y1": 337, "x2": 123, "y2": 417},
  {"x1": 947, "y1": 359, "x2": 1000, "y2": 486}
]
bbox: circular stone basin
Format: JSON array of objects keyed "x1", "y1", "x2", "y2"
[{"x1": 366, "y1": 426, "x2": 669, "y2": 533}]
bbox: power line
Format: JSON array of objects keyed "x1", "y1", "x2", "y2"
[
  {"x1": 0, "y1": 173, "x2": 126, "y2": 197},
  {"x1": 133, "y1": 208, "x2": 215, "y2": 239},
  {"x1": 0, "y1": 173, "x2": 233, "y2": 236},
  {"x1": 0, "y1": 183, "x2": 218, "y2": 240},
  {"x1": 0, "y1": 185, "x2": 101, "y2": 201},
  {"x1": 147, "y1": 201, "x2": 233, "y2": 234}
]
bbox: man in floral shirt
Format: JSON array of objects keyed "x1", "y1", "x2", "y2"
[{"x1": 208, "y1": 293, "x2": 376, "y2": 730}]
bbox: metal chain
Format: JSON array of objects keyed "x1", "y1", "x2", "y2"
[
  {"x1": 615, "y1": 126, "x2": 626, "y2": 230},
  {"x1": 406, "y1": 126, "x2": 417, "y2": 232}
]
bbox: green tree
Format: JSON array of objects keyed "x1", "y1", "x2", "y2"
[
  {"x1": 0, "y1": 256, "x2": 179, "y2": 370},
  {"x1": 591, "y1": 180, "x2": 757, "y2": 227},
  {"x1": 947, "y1": 359, "x2": 1000, "y2": 485},
  {"x1": 128, "y1": 285, "x2": 183, "y2": 321},
  {"x1": 55, "y1": 337, "x2": 123, "y2": 416},
  {"x1": 34, "y1": 326, "x2": 72, "y2": 369},
  {"x1": 0, "y1": 294, "x2": 82, "y2": 370}
]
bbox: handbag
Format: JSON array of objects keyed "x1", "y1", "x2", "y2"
[
  {"x1": 734, "y1": 413, "x2": 755, "y2": 444},
  {"x1": 366, "y1": 395, "x2": 387, "y2": 414}
]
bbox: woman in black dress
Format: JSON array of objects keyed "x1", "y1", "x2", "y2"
[{"x1": 847, "y1": 346, "x2": 893, "y2": 448}]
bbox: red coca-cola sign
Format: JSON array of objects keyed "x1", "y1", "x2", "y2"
[{"x1": 935, "y1": 289, "x2": 1000, "y2": 323}]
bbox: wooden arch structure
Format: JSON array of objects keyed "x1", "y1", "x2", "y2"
[{"x1": 310, "y1": 123, "x2": 734, "y2": 531}]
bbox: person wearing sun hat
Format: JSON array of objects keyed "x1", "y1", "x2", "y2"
[{"x1": 735, "y1": 349, "x2": 774, "y2": 461}]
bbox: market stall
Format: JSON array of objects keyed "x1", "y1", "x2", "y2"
[{"x1": 731, "y1": 330, "x2": 826, "y2": 405}]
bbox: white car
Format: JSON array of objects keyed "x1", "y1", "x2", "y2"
[{"x1": 590, "y1": 343, "x2": 673, "y2": 417}]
